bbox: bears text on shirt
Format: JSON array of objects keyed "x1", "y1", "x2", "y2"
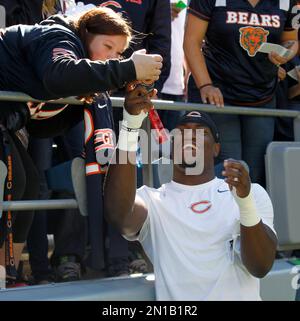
[{"x1": 226, "y1": 12, "x2": 281, "y2": 28}]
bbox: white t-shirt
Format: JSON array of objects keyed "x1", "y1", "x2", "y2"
[
  {"x1": 131, "y1": 177, "x2": 276, "y2": 301},
  {"x1": 161, "y1": 0, "x2": 187, "y2": 95}
]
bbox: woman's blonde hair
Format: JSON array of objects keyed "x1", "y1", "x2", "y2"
[{"x1": 42, "y1": 0, "x2": 57, "y2": 17}]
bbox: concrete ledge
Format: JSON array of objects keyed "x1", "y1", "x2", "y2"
[
  {"x1": 0, "y1": 274, "x2": 156, "y2": 301},
  {"x1": 0, "y1": 260, "x2": 297, "y2": 301}
]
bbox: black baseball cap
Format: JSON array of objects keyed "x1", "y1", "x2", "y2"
[{"x1": 176, "y1": 111, "x2": 220, "y2": 143}]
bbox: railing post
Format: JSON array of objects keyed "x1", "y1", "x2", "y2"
[
  {"x1": 0, "y1": 160, "x2": 7, "y2": 219},
  {"x1": 0, "y1": 5, "x2": 5, "y2": 28},
  {"x1": 294, "y1": 116, "x2": 300, "y2": 142},
  {"x1": 142, "y1": 118, "x2": 154, "y2": 188}
]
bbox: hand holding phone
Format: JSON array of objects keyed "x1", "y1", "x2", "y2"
[{"x1": 171, "y1": 1, "x2": 187, "y2": 20}]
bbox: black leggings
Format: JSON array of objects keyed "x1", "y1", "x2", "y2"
[{"x1": 0, "y1": 130, "x2": 39, "y2": 246}]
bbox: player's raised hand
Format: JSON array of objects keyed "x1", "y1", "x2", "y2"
[
  {"x1": 222, "y1": 159, "x2": 251, "y2": 198},
  {"x1": 124, "y1": 82, "x2": 156, "y2": 116}
]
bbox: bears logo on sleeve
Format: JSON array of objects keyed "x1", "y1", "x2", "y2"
[{"x1": 52, "y1": 48, "x2": 78, "y2": 60}]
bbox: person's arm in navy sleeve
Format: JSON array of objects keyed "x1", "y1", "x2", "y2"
[
  {"x1": 0, "y1": 0, "x2": 43, "y2": 25},
  {"x1": 26, "y1": 36, "x2": 137, "y2": 98},
  {"x1": 146, "y1": 0, "x2": 171, "y2": 93},
  {"x1": 26, "y1": 105, "x2": 83, "y2": 138}
]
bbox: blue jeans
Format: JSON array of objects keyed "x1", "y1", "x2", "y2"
[
  {"x1": 188, "y1": 78, "x2": 275, "y2": 187},
  {"x1": 27, "y1": 137, "x2": 53, "y2": 282},
  {"x1": 275, "y1": 100, "x2": 300, "y2": 141}
]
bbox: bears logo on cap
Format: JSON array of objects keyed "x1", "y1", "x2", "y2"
[{"x1": 186, "y1": 111, "x2": 202, "y2": 118}]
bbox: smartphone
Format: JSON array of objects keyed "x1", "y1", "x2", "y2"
[{"x1": 138, "y1": 82, "x2": 155, "y2": 93}]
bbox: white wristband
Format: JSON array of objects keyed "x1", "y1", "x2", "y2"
[
  {"x1": 231, "y1": 187, "x2": 261, "y2": 227},
  {"x1": 117, "y1": 108, "x2": 148, "y2": 152},
  {"x1": 118, "y1": 127, "x2": 139, "y2": 152},
  {"x1": 123, "y1": 108, "x2": 147, "y2": 129}
]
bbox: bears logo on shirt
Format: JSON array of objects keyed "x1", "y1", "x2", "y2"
[
  {"x1": 190, "y1": 200, "x2": 212, "y2": 214},
  {"x1": 99, "y1": 1, "x2": 122, "y2": 8},
  {"x1": 239, "y1": 26, "x2": 269, "y2": 57},
  {"x1": 99, "y1": 0, "x2": 143, "y2": 8}
]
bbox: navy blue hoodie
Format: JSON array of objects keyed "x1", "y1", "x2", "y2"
[
  {"x1": 0, "y1": 15, "x2": 136, "y2": 130},
  {"x1": 80, "y1": 0, "x2": 171, "y2": 92},
  {"x1": 0, "y1": 15, "x2": 136, "y2": 100},
  {"x1": 0, "y1": 0, "x2": 43, "y2": 26}
]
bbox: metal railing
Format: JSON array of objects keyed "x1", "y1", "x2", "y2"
[
  {"x1": 1, "y1": 90, "x2": 300, "y2": 213},
  {"x1": 1, "y1": 199, "x2": 78, "y2": 212}
]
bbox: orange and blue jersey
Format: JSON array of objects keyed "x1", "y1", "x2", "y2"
[{"x1": 188, "y1": 0, "x2": 299, "y2": 105}]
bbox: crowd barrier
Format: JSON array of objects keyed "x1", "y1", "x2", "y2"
[{"x1": 1, "y1": 90, "x2": 300, "y2": 246}]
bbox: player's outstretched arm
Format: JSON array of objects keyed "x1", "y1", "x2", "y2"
[
  {"x1": 104, "y1": 85, "x2": 156, "y2": 238},
  {"x1": 223, "y1": 159, "x2": 277, "y2": 278}
]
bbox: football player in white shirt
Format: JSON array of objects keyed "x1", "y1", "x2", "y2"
[{"x1": 104, "y1": 85, "x2": 277, "y2": 300}]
